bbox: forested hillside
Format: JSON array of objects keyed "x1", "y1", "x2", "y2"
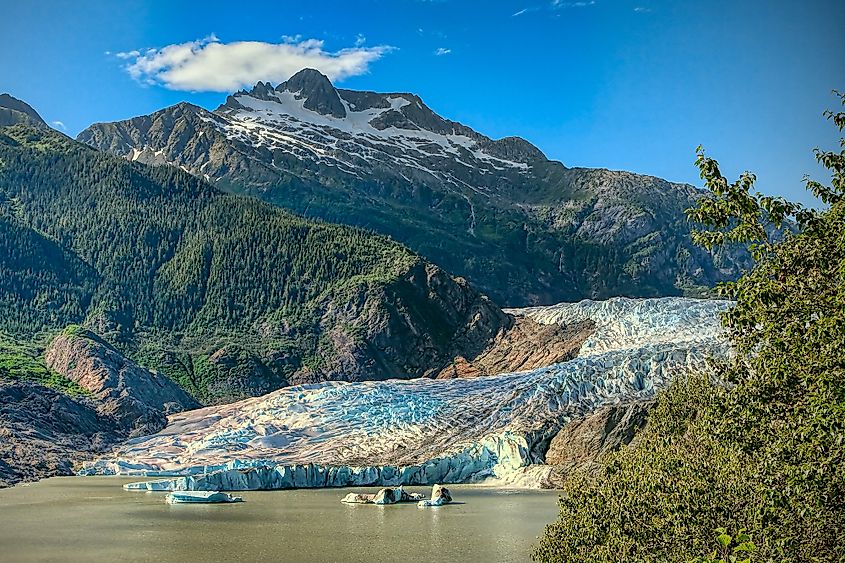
[
  {"x1": 0, "y1": 124, "x2": 508, "y2": 403},
  {"x1": 79, "y1": 70, "x2": 749, "y2": 306}
]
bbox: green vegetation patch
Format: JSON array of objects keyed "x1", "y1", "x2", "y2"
[{"x1": 0, "y1": 333, "x2": 90, "y2": 398}]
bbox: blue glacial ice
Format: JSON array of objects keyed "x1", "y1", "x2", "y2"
[{"x1": 81, "y1": 297, "x2": 732, "y2": 491}]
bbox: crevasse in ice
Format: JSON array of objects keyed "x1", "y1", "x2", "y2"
[{"x1": 81, "y1": 297, "x2": 731, "y2": 491}]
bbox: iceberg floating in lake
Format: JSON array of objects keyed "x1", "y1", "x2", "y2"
[
  {"x1": 84, "y1": 298, "x2": 731, "y2": 491},
  {"x1": 341, "y1": 486, "x2": 423, "y2": 505},
  {"x1": 418, "y1": 484, "x2": 452, "y2": 507},
  {"x1": 165, "y1": 491, "x2": 243, "y2": 504}
]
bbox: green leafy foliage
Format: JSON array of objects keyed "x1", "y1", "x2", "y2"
[
  {"x1": 533, "y1": 93, "x2": 845, "y2": 562},
  {"x1": 690, "y1": 528, "x2": 756, "y2": 563},
  {"x1": 0, "y1": 333, "x2": 90, "y2": 397}
]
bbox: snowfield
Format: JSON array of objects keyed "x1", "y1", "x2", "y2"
[{"x1": 81, "y1": 297, "x2": 731, "y2": 491}]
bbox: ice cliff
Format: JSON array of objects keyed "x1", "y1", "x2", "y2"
[{"x1": 81, "y1": 297, "x2": 731, "y2": 491}]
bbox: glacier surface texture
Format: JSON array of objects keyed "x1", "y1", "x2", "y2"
[{"x1": 82, "y1": 297, "x2": 731, "y2": 491}]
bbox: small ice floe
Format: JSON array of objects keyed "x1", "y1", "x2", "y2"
[
  {"x1": 417, "y1": 484, "x2": 452, "y2": 507},
  {"x1": 165, "y1": 491, "x2": 243, "y2": 504},
  {"x1": 341, "y1": 486, "x2": 424, "y2": 505}
]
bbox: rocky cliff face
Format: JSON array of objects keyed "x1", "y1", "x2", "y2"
[
  {"x1": 44, "y1": 331, "x2": 199, "y2": 436},
  {"x1": 0, "y1": 94, "x2": 48, "y2": 128},
  {"x1": 436, "y1": 316, "x2": 595, "y2": 378},
  {"x1": 1, "y1": 329, "x2": 202, "y2": 487},
  {"x1": 304, "y1": 261, "x2": 511, "y2": 385},
  {"x1": 0, "y1": 121, "x2": 515, "y2": 405},
  {"x1": 0, "y1": 381, "x2": 118, "y2": 487},
  {"x1": 535, "y1": 401, "x2": 651, "y2": 487},
  {"x1": 544, "y1": 401, "x2": 651, "y2": 468},
  {"x1": 78, "y1": 68, "x2": 747, "y2": 305}
]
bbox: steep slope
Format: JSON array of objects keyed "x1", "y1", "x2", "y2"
[
  {"x1": 0, "y1": 93, "x2": 48, "y2": 128},
  {"x1": 79, "y1": 69, "x2": 746, "y2": 305},
  {"x1": 82, "y1": 297, "x2": 731, "y2": 491},
  {"x1": 44, "y1": 329, "x2": 199, "y2": 436},
  {"x1": 0, "y1": 380, "x2": 115, "y2": 488},
  {"x1": 0, "y1": 331, "x2": 185, "y2": 487},
  {"x1": 0, "y1": 122, "x2": 508, "y2": 403}
]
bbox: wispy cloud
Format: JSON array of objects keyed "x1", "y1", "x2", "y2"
[
  {"x1": 116, "y1": 34, "x2": 391, "y2": 92},
  {"x1": 514, "y1": 1, "x2": 596, "y2": 17},
  {"x1": 51, "y1": 120, "x2": 66, "y2": 131},
  {"x1": 434, "y1": 47, "x2": 452, "y2": 56},
  {"x1": 552, "y1": 0, "x2": 596, "y2": 8},
  {"x1": 633, "y1": 6, "x2": 652, "y2": 12}
]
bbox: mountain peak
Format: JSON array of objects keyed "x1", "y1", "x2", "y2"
[
  {"x1": 275, "y1": 68, "x2": 346, "y2": 118},
  {"x1": 285, "y1": 68, "x2": 333, "y2": 88},
  {"x1": 0, "y1": 93, "x2": 48, "y2": 128}
]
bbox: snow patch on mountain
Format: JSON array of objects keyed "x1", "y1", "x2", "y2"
[
  {"x1": 204, "y1": 83, "x2": 532, "y2": 185},
  {"x1": 81, "y1": 297, "x2": 731, "y2": 491}
]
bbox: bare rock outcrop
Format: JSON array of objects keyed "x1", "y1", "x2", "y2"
[
  {"x1": 44, "y1": 330, "x2": 199, "y2": 437},
  {"x1": 0, "y1": 381, "x2": 118, "y2": 487},
  {"x1": 290, "y1": 260, "x2": 512, "y2": 385},
  {"x1": 436, "y1": 315, "x2": 595, "y2": 378},
  {"x1": 533, "y1": 401, "x2": 652, "y2": 488},
  {"x1": 545, "y1": 401, "x2": 651, "y2": 467}
]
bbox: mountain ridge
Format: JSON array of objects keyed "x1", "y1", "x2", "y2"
[
  {"x1": 0, "y1": 122, "x2": 510, "y2": 404},
  {"x1": 0, "y1": 93, "x2": 49, "y2": 128},
  {"x1": 78, "y1": 68, "x2": 746, "y2": 305}
]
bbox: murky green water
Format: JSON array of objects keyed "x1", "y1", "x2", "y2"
[{"x1": 0, "y1": 477, "x2": 561, "y2": 562}]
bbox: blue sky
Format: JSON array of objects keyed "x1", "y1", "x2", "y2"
[{"x1": 2, "y1": 0, "x2": 843, "y2": 205}]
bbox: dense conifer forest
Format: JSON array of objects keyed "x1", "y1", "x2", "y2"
[{"x1": 0, "y1": 124, "x2": 420, "y2": 400}]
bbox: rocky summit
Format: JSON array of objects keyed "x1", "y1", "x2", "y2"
[
  {"x1": 82, "y1": 297, "x2": 731, "y2": 491},
  {"x1": 0, "y1": 93, "x2": 49, "y2": 128},
  {"x1": 78, "y1": 69, "x2": 748, "y2": 306}
]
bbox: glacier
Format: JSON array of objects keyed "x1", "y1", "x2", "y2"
[{"x1": 80, "y1": 297, "x2": 731, "y2": 491}]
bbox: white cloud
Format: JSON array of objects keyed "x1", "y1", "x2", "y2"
[
  {"x1": 515, "y1": 1, "x2": 595, "y2": 16},
  {"x1": 117, "y1": 35, "x2": 391, "y2": 92},
  {"x1": 633, "y1": 6, "x2": 652, "y2": 12},
  {"x1": 51, "y1": 120, "x2": 67, "y2": 131},
  {"x1": 434, "y1": 47, "x2": 452, "y2": 56},
  {"x1": 116, "y1": 50, "x2": 140, "y2": 60},
  {"x1": 552, "y1": 0, "x2": 596, "y2": 7}
]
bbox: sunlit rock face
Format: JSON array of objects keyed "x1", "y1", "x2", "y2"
[{"x1": 83, "y1": 297, "x2": 731, "y2": 491}]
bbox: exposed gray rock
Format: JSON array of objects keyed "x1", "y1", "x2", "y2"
[
  {"x1": 0, "y1": 381, "x2": 118, "y2": 488},
  {"x1": 77, "y1": 73, "x2": 749, "y2": 306},
  {"x1": 279, "y1": 68, "x2": 346, "y2": 118},
  {"x1": 0, "y1": 94, "x2": 47, "y2": 127},
  {"x1": 545, "y1": 401, "x2": 651, "y2": 467},
  {"x1": 290, "y1": 260, "x2": 511, "y2": 384},
  {"x1": 44, "y1": 331, "x2": 199, "y2": 436},
  {"x1": 528, "y1": 401, "x2": 652, "y2": 488},
  {"x1": 436, "y1": 316, "x2": 595, "y2": 379}
]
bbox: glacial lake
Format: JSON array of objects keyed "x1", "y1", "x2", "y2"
[{"x1": 0, "y1": 477, "x2": 561, "y2": 562}]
